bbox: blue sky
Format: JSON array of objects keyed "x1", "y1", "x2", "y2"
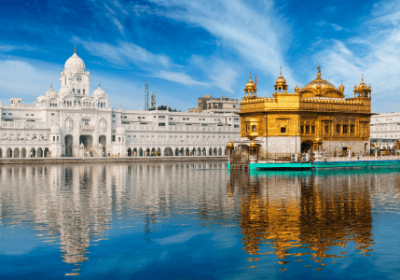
[{"x1": 0, "y1": 0, "x2": 399, "y2": 112}]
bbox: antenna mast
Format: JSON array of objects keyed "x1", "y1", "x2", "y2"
[
  {"x1": 144, "y1": 81, "x2": 149, "y2": 110},
  {"x1": 151, "y1": 92, "x2": 156, "y2": 109}
]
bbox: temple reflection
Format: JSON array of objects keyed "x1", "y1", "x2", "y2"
[{"x1": 229, "y1": 169, "x2": 375, "y2": 267}]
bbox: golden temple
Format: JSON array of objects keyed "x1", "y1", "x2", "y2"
[{"x1": 233, "y1": 66, "x2": 373, "y2": 154}]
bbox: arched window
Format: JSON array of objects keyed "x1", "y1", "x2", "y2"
[
  {"x1": 83, "y1": 89, "x2": 85, "y2": 95},
  {"x1": 72, "y1": 88, "x2": 75, "y2": 94},
  {"x1": 77, "y1": 89, "x2": 80, "y2": 94}
]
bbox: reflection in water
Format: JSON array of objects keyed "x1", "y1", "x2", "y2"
[
  {"x1": 230, "y1": 170, "x2": 375, "y2": 268},
  {"x1": 1, "y1": 163, "x2": 399, "y2": 277}
]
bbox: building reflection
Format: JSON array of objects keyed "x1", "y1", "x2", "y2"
[
  {"x1": 0, "y1": 162, "x2": 229, "y2": 275},
  {"x1": 229, "y1": 169, "x2": 375, "y2": 266}
]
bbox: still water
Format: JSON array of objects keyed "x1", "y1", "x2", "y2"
[{"x1": 0, "y1": 162, "x2": 399, "y2": 279}]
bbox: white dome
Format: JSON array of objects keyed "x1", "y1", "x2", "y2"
[
  {"x1": 116, "y1": 127, "x2": 126, "y2": 134},
  {"x1": 93, "y1": 84, "x2": 106, "y2": 98},
  {"x1": 64, "y1": 52, "x2": 85, "y2": 73},
  {"x1": 50, "y1": 125, "x2": 62, "y2": 134},
  {"x1": 45, "y1": 85, "x2": 57, "y2": 98}
]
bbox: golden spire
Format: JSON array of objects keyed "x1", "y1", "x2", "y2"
[
  {"x1": 317, "y1": 65, "x2": 321, "y2": 79},
  {"x1": 99, "y1": 83, "x2": 101, "y2": 87},
  {"x1": 361, "y1": 74, "x2": 364, "y2": 83},
  {"x1": 74, "y1": 44, "x2": 76, "y2": 53}
]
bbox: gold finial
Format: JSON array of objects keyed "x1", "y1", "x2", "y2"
[
  {"x1": 280, "y1": 66, "x2": 282, "y2": 75},
  {"x1": 361, "y1": 74, "x2": 364, "y2": 82},
  {"x1": 50, "y1": 84, "x2": 52, "y2": 88},
  {"x1": 99, "y1": 83, "x2": 101, "y2": 87},
  {"x1": 250, "y1": 71, "x2": 251, "y2": 79},
  {"x1": 74, "y1": 44, "x2": 76, "y2": 53}
]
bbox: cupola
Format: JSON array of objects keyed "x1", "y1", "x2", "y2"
[{"x1": 274, "y1": 67, "x2": 288, "y2": 93}]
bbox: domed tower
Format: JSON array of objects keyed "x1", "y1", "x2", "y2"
[
  {"x1": 274, "y1": 67, "x2": 288, "y2": 93},
  {"x1": 354, "y1": 75, "x2": 371, "y2": 99},
  {"x1": 60, "y1": 45, "x2": 90, "y2": 98},
  {"x1": 244, "y1": 73, "x2": 257, "y2": 99}
]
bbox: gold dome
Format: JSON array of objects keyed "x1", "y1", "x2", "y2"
[
  {"x1": 249, "y1": 140, "x2": 257, "y2": 148},
  {"x1": 294, "y1": 83, "x2": 299, "y2": 93},
  {"x1": 276, "y1": 67, "x2": 287, "y2": 86},
  {"x1": 300, "y1": 66, "x2": 343, "y2": 98},
  {"x1": 339, "y1": 81, "x2": 345, "y2": 92},
  {"x1": 226, "y1": 140, "x2": 234, "y2": 148},
  {"x1": 357, "y1": 75, "x2": 368, "y2": 90}
]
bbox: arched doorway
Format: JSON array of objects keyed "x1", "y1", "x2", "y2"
[
  {"x1": 80, "y1": 135, "x2": 93, "y2": 148},
  {"x1": 151, "y1": 148, "x2": 156, "y2": 156},
  {"x1": 192, "y1": 148, "x2": 196, "y2": 156},
  {"x1": 202, "y1": 148, "x2": 206, "y2": 156},
  {"x1": 214, "y1": 148, "x2": 217, "y2": 155},
  {"x1": 301, "y1": 141, "x2": 312, "y2": 153},
  {"x1": 99, "y1": 135, "x2": 106, "y2": 154},
  {"x1": 175, "y1": 148, "x2": 179, "y2": 156},
  {"x1": 14, "y1": 148, "x2": 19, "y2": 158},
  {"x1": 218, "y1": 148, "x2": 222, "y2": 155},
  {"x1": 145, "y1": 148, "x2": 150, "y2": 156},
  {"x1": 21, "y1": 148, "x2": 26, "y2": 158},
  {"x1": 30, "y1": 148, "x2": 36, "y2": 158},
  {"x1": 65, "y1": 135, "x2": 73, "y2": 157},
  {"x1": 209, "y1": 148, "x2": 212, "y2": 156},
  {"x1": 44, "y1": 148, "x2": 49, "y2": 157},
  {"x1": 133, "y1": 148, "x2": 137, "y2": 156},
  {"x1": 139, "y1": 148, "x2": 143, "y2": 156},
  {"x1": 127, "y1": 148, "x2": 132, "y2": 156},
  {"x1": 186, "y1": 148, "x2": 190, "y2": 156},
  {"x1": 164, "y1": 147, "x2": 172, "y2": 156},
  {"x1": 37, "y1": 148, "x2": 43, "y2": 157},
  {"x1": 157, "y1": 148, "x2": 161, "y2": 156},
  {"x1": 197, "y1": 148, "x2": 201, "y2": 156},
  {"x1": 7, "y1": 148, "x2": 12, "y2": 158}
]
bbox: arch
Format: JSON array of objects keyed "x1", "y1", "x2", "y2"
[
  {"x1": 37, "y1": 148, "x2": 43, "y2": 158},
  {"x1": 202, "y1": 148, "x2": 206, "y2": 156},
  {"x1": 186, "y1": 148, "x2": 190, "y2": 156},
  {"x1": 44, "y1": 148, "x2": 49, "y2": 157},
  {"x1": 21, "y1": 148, "x2": 26, "y2": 158},
  {"x1": 133, "y1": 148, "x2": 137, "y2": 156},
  {"x1": 179, "y1": 148, "x2": 184, "y2": 156},
  {"x1": 151, "y1": 147, "x2": 156, "y2": 156},
  {"x1": 145, "y1": 148, "x2": 150, "y2": 156},
  {"x1": 127, "y1": 148, "x2": 132, "y2": 156},
  {"x1": 157, "y1": 148, "x2": 161, "y2": 156},
  {"x1": 301, "y1": 141, "x2": 313, "y2": 153},
  {"x1": 139, "y1": 148, "x2": 143, "y2": 156},
  {"x1": 218, "y1": 148, "x2": 222, "y2": 155},
  {"x1": 197, "y1": 148, "x2": 201, "y2": 156},
  {"x1": 0, "y1": 148, "x2": 2, "y2": 158},
  {"x1": 192, "y1": 147, "x2": 196, "y2": 156},
  {"x1": 175, "y1": 148, "x2": 179, "y2": 156},
  {"x1": 164, "y1": 147, "x2": 172, "y2": 156},
  {"x1": 214, "y1": 148, "x2": 217, "y2": 155},
  {"x1": 80, "y1": 135, "x2": 93, "y2": 148},
  {"x1": 209, "y1": 148, "x2": 212, "y2": 156},
  {"x1": 6, "y1": 148, "x2": 12, "y2": 158},
  {"x1": 65, "y1": 135, "x2": 73, "y2": 157},
  {"x1": 13, "y1": 148, "x2": 19, "y2": 158},
  {"x1": 30, "y1": 148, "x2": 36, "y2": 158}
]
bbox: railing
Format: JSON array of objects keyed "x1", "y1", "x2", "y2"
[
  {"x1": 257, "y1": 153, "x2": 313, "y2": 163},
  {"x1": 80, "y1": 125, "x2": 95, "y2": 131},
  {"x1": 230, "y1": 154, "x2": 250, "y2": 165}
]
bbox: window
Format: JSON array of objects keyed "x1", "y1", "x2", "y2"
[
  {"x1": 112, "y1": 135, "x2": 115, "y2": 141},
  {"x1": 8, "y1": 113, "x2": 12, "y2": 115},
  {"x1": 234, "y1": 125, "x2": 240, "y2": 128},
  {"x1": 306, "y1": 126, "x2": 310, "y2": 133},
  {"x1": 158, "y1": 123, "x2": 165, "y2": 126},
  {"x1": 2, "y1": 113, "x2": 5, "y2": 115},
  {"x1": 246, "y1": 125, "x2": 250, "y2": 132},
  {"x1": 159, "y1": 116, "x2": 165, "y2": 118},
  {"x1": 350, "y1": 125, "x2": 355, "y2": 133},
  {"x1": 26, "y1": 114, "x2": 29, "y2": 116},
  {"x1": 83, "y1": 89, "x2": 85, "y2": 95},
  {"x1": 252, "y1": 125, "x2": 257, "y2": 132},
  {"x1": 325, "y1": 126, "x2": 329, "y2": 133},
  {"x1": 77, "y1": 89, "x2": 80, "y2": 94},
  {"x1": 343, "y1": 125, "x2": 348, "y2": 134},
  {"x1": 301, "y1": 126, "x2": 304, "y2": 133},
  {"x1": 112, "y1": 115, "x2": 115, "y2": 118},
  {"x1": 312, "y1": 126, "x2": 315, "y2": 133},
  {"x1": 31, "y1": 114, "x2": 34, "y2": 116},
  {"x1": 124, "y1": 116, "x2": 127, "y2": 119},
  {"x1": 281, "y1": 127, "x2": 286, "y2": 133},
  {"x1": 73, "y1": 88, "x2": 75, "y2": 94},
  {"x1": 336, "y1": 125, "x2": 341, "y2": 133}
]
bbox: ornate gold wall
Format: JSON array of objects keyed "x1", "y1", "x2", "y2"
[{"x1": 238, "y1": 68, "x2": 372, "y2": 152}]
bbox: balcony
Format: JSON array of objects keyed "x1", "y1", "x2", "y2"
[{"x1": 80, "y1": 125, "x2": 95, "y2": 131}]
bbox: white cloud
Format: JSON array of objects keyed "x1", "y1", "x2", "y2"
[
  {"x1": 331, "y1": 23, "x2": 343, "y2": 31},
  {"x1": 315, "y1": 0, "x2": 400, "y2": 112},
  {"x1": 153, "y1": 70, "x2": 207, "y2": 86},
  {"x1": 149, "y1": 0, "x2": 295, "y2": 85}
]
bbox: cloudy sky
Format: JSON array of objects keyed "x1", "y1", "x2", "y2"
[{"x1": 0, "y1": 0, "x2": 399, "y2": 112}]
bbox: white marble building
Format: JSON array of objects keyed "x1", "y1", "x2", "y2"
[
  {"x1": 370, "y1": 112, "x2": 400, "y2": 149},
  {"x1": 0, "y1": 50, "x2": 240, "y2": 158}
]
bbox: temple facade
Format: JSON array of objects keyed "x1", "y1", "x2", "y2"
[{"x1": 232, "y1": 67, "x2": 373, "y2": 155}]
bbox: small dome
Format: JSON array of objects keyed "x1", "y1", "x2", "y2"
[
  {"x1": 339, "y1": 82, "x2": 345, "y2": 92},
  {"x1": 226, "y1": 140, "x2": 234, "y2": 148},
  {"x1": 246, "y1": 78, "x2": 255, "y2": 90},
  {"x1": 116, "y1": 127, "x2": 126, "y2": 134},
  {"x1": 50, "y1": 125, "x2": 62, "y2": 134},
  {"x1": 45, "y1": 85, "x2": 57, "y2": 98},
  {"x1": 93, "y1": 84, "x2": 106, "y2": 98},
  {"x1": 276, "y1": 74, "x2": 286, "y2": 86},
  {"x1": 64, "y1": 49, "x2": 86, "y2": 73},
  {"x1": 294, "y1": 83, "x2": 299, "y2": 93},
  {"x1": 358, "y1": 75, "x2": 368, "y2": 90}
]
